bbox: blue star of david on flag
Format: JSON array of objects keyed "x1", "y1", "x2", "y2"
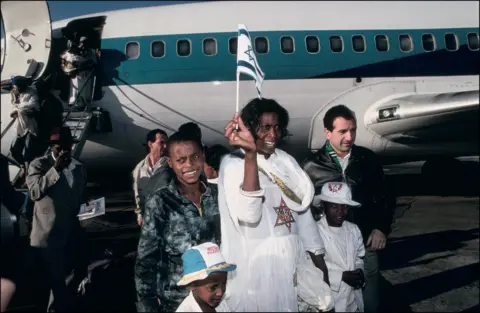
[{"x1": 236, "y1": 24, "x2": 265, "y2": 99}]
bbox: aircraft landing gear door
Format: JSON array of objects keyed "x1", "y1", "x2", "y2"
[{"x1": 1, "y1": 0, "x2": 52, "y2": 81}]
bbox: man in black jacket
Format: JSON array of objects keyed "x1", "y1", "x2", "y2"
[{"x1": 302, "y1": 105, "x2": 393, "y2": 312}]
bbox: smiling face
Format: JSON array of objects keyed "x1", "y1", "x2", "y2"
[
  {"x1": 191, "y1": 272, "x2": 228, "y2": 308},
  {"x1": 167, "y1": 140, "x2": 204, "y2": 186},
  {"x1": 255, "y1": 112, "x2": 282, "y2": 156}
]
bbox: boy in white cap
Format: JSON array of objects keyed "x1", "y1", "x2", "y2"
[
  {"x1": 316, "y1": 182, "x2": 366, "y2": 312},
  {"x1": 176, "y1": 242, "x2": 236, "y2": 312}
]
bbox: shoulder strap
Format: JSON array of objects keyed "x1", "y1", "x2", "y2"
[{"x1": 229, "y1": 149, "x2": 302, "y2": 205}]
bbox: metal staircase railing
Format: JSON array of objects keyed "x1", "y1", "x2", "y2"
[{"x1": 3, "y1": 68, "x2": 97, "y2": 186}]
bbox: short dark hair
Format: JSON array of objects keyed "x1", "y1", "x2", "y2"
[
  {"x1": 323, "y1": 105, "x2": 356, "y2": 131},
  {"x1": 240, "y1": 98, "x2": 290, "y2": 140},
  {"x1": 178, "y1": 122, "x2": 202, "y2": 142},
  {"x1": 146, "y1": 129, "x2": 167, "y2": 143},
  {"x1": 204, "y1": 144, "x2": 230, "y2": 171},
  {"x1": 166, "y1": 129, "x2": 202, "y2": 157},
  {"x1": 11, "y1": 76, "x2": 32, "y2": 93},
  {"x1": 145, "y1": 129, "x2": 168, "y2": 152}
]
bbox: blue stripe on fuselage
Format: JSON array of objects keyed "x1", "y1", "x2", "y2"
[{"x1": 98, "y1": 27, "x2": 480, "y2": 86}]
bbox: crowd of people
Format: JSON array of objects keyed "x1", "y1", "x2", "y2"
[
  {"x1": 1, "y1": 95, "x2": 393, "y2": 312},
  {"x1": 131, "y1": 98, "x2": 393, "y2": 312}
]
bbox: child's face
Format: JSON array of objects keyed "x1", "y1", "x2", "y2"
[
  {"x1": 324, "y1": 201, "x2": 348, "y2": 227},
  {"x1": 192, "y1": 272, "x2": 228, "y2": 308},
  {"x1": 167, "y1": 141, "x2": 204, "y2": 185}
]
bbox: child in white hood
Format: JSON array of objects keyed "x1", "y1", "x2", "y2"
[
  {"x1": 316, "y1": 182, "x2": 366, "y2": 312},
  {"x1": 176, "y1": 242, "x2": 236, "y2": 312}
]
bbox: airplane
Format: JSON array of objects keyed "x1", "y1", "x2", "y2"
[{"x1": 1, "y1": 1, "x2": 479, "y2": 183}]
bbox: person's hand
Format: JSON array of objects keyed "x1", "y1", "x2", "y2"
[
  {"x1": 366, "y1": 229, "x2": 387, "y2": 251},
  {"x1": 342, "y1": 269, "x2": 365, "y2": 289},
  {"x1": 224, "y1": 113, "x2": 256, "y2": 154},
  {"x1": 10, "y1": 111, "x2": 18, "y2": 119},
  {"x1": 137, "y1": 214, "x2": 143, "y2": 227},
  {"x1": 53, "y1": 151, "x2": 71, "y2": 172}
]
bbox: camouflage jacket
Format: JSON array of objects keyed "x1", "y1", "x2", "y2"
[{"x1": 134, "y1": 177, "x2": 220, "y2": 312}]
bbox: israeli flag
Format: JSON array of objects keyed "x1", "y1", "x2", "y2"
[{"x1": 236, "y1": 24, "x2": 265, "y2": 99}]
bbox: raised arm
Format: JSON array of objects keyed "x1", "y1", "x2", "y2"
[
  {"x1": 26, "y1": 159, "x2": 61, "y2": 201},
  {"x1": 221, "y1": 114, "x2": 265, "y2": 225},
  {"x1": 219, "y1": 157, "x2": 265, "y2": 225},
  {"x1": 224, "y1": 113, "x2": 260, "y2": 192}
]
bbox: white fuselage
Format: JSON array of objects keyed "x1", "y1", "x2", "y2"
[{"x1": 1, "y1": 1, "x2": 479, "y2": 172}]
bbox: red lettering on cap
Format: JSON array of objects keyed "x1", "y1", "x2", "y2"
[
  {"x1": 207, "y1": 246, "x2": 219, "y2": 255},
  {"x1": 328, "y1": 183, "x2": 343, "y2": 193}
]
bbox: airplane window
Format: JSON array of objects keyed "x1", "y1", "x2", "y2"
[
  {"x1": 280, "y1": 36, "x2": 295, "y2": 54},
  {"x1": 352, "y1": 35, "x2": 365, "y2": 52},
  {"x1": 229, "y1": 37, "x2": 238, "y2": 55},
  {"x1": 305, "y1": 35, "x2": 320, "y2": 53},
  {"x1": 126, "y1": 42, "x2": 140, "y2": 60},
  {"x1": 329, "y1": 36, "x2": 343, "y2": 53},
  {"x1": 444, "y1": 33, "x2": 458, "y2": 51},
  {"x1": 151, "y1": 41, "x2": 165, "y2": 58},
  {"x1": 399, "y1": 34, "x2": 413, "y2": 52},
  {"x1": 467, "y1": 33, "x2": 479, "y2": 51},
  {"x1": 255, "y1": 37, "x2": 269, "y2": 54},
  {"x1": 203, "y1": 38, "x2": 217, "y2": 56},
  {"x1": 375, "y1": 35, "x2": 389, "y2": 52},
  {"x1": 422, "y1": 34, "x2": 436, "y2": 52},
  {"x1": 177, "y1": 39, "x2": 191, "y2": 57}
]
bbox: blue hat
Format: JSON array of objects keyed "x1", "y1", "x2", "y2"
[
  {"x1": 177, "y1": 242, "x2": 237, "y2": 286},
  {"x1": 11, "y1": 75, "x2": 29, "y2": 89}
]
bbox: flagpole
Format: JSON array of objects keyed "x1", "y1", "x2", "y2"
[
  {"x1": 235, "y1": 71, "x2": 240, "y2": 130},
  {"x1": 235, "y1": 71, "x2": 240, "y2": 114}
]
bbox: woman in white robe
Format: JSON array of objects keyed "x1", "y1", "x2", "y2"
[{"x1": 219, "y1": 98, "x2": 333, "y2": 312}]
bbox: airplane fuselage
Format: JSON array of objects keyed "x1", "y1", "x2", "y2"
[{"x1": 1, "y1": 1, "x2": 479, "y2": 172}]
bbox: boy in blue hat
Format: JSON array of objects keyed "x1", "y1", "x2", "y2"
[{"x1": 176, "y1": 242, "x2": 236, "y2": 312}]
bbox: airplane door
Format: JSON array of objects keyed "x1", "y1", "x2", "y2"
[{"x1": 1, "y1": 0, "x2": 52, "y2": 81}]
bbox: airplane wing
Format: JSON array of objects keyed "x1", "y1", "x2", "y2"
[
  {"x1": 365, "y1": 89, "x2": 479, "y2": 145},
  {"x1": 308, "y1": 80, "x2": 479, "y2": 160},
  {"x1": 1, "y1": 0, "x2": 52, "y2": 83}
]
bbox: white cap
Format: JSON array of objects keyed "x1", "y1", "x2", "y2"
[
  {"x1": 177, "y1": 242, "x2": 236, "y2": 286},
  {"x1": 317, "y1": 182, "x2": 361, "y2": 207}
]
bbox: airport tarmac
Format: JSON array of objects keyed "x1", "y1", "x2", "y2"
[{"x1": 6, "y1": 158, "x2": 479, "y2": 312}]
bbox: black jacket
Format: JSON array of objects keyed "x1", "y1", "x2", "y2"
[
  {"x1": 302, "y1": 143, "x2": 392, "y2": 242},
  {"x1": 1, "y1": 154, "x2": 27, "y2": 280},
  {"x1": 0, "y1": 155, "x2": 26, "y2": 216}
]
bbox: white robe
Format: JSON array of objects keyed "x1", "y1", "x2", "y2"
[
  {"x1": 218, "y1": 148, "x2": 328, "y2": 312},
  {"x1": 176, "y1": 291, "x2": 231, "y2": 312},
  {"x1": 11, "y1": 87, "x2": 41, "y2": 137},
  {"x1": 318, "y1": 218, "x2": 366, "y2": 312}
]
